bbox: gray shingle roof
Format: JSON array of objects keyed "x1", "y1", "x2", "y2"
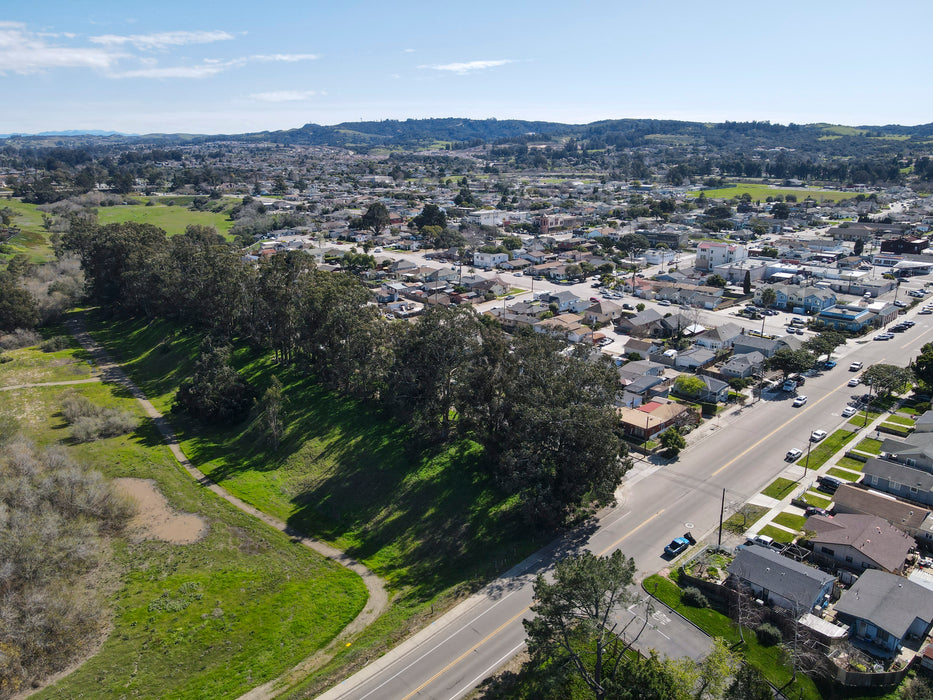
[
  {"x1": 807, "y1": 513, "x2": 915, "y2": 572},
  {"x1": 835, "y1": 569, "x2": 933, "y2": 640},
  {"x1": 863, "y1": 458, "x2": 933, "y2": 493},
  {"x1": 727, "y1": 544, "x2": 834, "y2": 608}
]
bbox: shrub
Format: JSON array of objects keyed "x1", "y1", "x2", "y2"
[
  {"x1": 682, "y1": 586, "x2": 709, "y2": 608},
  {"x1": 40, "y1": 335, "x2": 70, "y2": 352},
  {"x1": 756, "y1": 622, "x2": 782, "y2": 646},
  {"x1": 0, "y1": 328, "x2": 41, "y2": 350},
  {"x1": 60, "y1": 390, "x2": 138, "y2": 442}
]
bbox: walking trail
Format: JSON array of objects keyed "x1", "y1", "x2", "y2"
[{"x1": 64, "y1": 315, "x2": 389, "y2": 700}]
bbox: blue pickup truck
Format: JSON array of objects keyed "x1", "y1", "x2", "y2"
[{"x1": 664, "y1": 532, "x2": 696, "y2": 557}]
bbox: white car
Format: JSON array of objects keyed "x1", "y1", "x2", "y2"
[
  {"x1": 841, "y1": 406, "x2": 858, "y2": 418},
  {"x1": 849, "y1": 361, "x2": 863, "y2": 372},
  {"x1": 793, "y1": 395, "x2": 808, "y2": 407},
  {"x1": 786, "y1": 448, "x2": 803, "y2": 461},
  {"x1": 810, "y1": 429, "x2": 828, "y2": 442},
  {"x1": 848, "y1": 377, "x2": 860, "y2": 387}
]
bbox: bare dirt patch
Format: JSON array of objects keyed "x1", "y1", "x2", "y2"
[{"x1": 114, "y1": 477, "x2": 206, "y2": 544}]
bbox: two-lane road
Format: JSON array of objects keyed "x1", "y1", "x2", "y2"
[{"x1": 318, "y1": 307, "x2": 933, "y2": 700}]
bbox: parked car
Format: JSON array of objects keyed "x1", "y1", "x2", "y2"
[
  {"x1": 894, "y1": 300, "x2": 907, "y2": 308},
  {"x1": 817, "y1": 475, "x2": 843, "y2": 494},
  {"x1": 823, "y1": 360, "x2": 837, "y2": 370},
  {"x1": 810, "y1": 429, "x2": 828, "y2": 442},
  {"x1": 849, "y1": 361, "x2": 863, "y2": 371},
  {"x1": 658, "y1": 299, "x2": 672, "y2": 307},
  {"x1": 748, "y1": 534, "x2": 775, "y2": 548},
  {"x1": 793, "y1": 395, "x2": 808, "y2": 407},
  {"x1": 841, "y1": 406, "x2": 857, "y2": 418},
  {"x1": 664, "y1": 531, "x2": 696, "y2": 557},
  {"x1": 622, "y1": 303, "x2": 635, "y2": 310},
  {"x1": 805, "y1": 506, "x2": 830, "y2": 517},
  {"x1": 903, "y1": 320, "x2": 916, "y2": 328},
  {"x1": 875, "y1": 332, "x2": 895, "y2": 340},
  {"x1": 786, "y1": 448, "x2": 803, "y2": 461}
]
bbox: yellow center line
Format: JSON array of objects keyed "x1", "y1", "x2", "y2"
[
  {"x1": 399, "y1": 509, "x2": 666, "y2": 700},
  {"x1": 710, "y1": 367, "x2": 881, "y2": 478}
]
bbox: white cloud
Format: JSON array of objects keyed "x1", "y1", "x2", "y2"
[
  {"x1": 422, "y1": 59, "x2": 513, "y2": 74},
  {"x1": 403, "y1": 48, "x2": 415, "y2": 53},
  {"x1": 89, "y1": 30, "x2": 235, "y2": 50},
  {"x1": 109, "y1": 64, "x2": 229, "y2": 79},
  {"x1": 250, "y1": 53, "x2": 319, "y2": 62},
  {"x1": 0, "y1": 26, "x2": 116, "y2": 73},
  {"x1": 249, "y1": 90, "x2": 318, "y2": 102}
]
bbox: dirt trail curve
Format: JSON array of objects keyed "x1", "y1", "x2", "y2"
[
  {"x1": 0, "y1": 377, "x2": 102, "y2": 391},
  {"x1": 65, "y1": 315, "x2": 389, "y2": 699}
]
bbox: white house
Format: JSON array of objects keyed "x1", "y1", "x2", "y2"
[
  {"x1": 695, "y1": 242, "x2": 748, "y2": 271},
  {"x1": 473, "y1": 251, "x2": 509, "y2": 269}
]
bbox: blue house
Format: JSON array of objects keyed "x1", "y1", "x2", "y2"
[{"x1": 816, "y1": 304, "x2": 874, "y2": 332}]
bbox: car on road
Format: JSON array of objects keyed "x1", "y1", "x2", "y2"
[
  {"x1": 848, "y1": 376, "x2": 861, "y2": 387},
  {"x1": 849, "y1": 361, "x2": 863, "y2": 371},
  {"x1": 904, "y1": 320, "x2": 916, "y2": 328},
  {"x1": 841, "y1": 406, "x2": 858, "y2": 418},
  {"x1": 810, "y1": 429, "x2": 828, "y2": 442},
  {"x1": 792, "y1": 395, "x2": 808, "y2": 407},
  {"x1": 875, "y1": 332, "x2": 895, "y2": 340},
  {"x1": 786, "y1": 448, "x2": 803, "y2": 461},
  {"x1": 823, "y1": 360, "x2": 837, "y2": 370},
  {"x1": 921, "y1": 308, "x2": 933, "y2": 315},
  {"x1": 505, "y1": 295, "x2": 515, "y2": 300},
  {"x1": 664, "y1": 531, "x2": 696, "y2": 557},
  {"x1": 894, "y1": 300, "x2": 907, "y2": 308},
  {"x1": 622, "y1": 303, "x2": 635, "y2": 310},
  {"x1": 658, "y1": 299, "x2": 672, "y2": 306}
]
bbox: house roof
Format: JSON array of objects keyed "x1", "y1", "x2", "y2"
[
  {"x1": 586, "y1": 299, "x2": 622, "y2": 315},
  {"x1": 700, "y1": 323, "x2": 743, "y2": 343},
  {"x1": 806, "y1": 513, "x2": 915, "y2": 572},
  {"x1": 732, "y1": 335, "x2": 781, "y2": 354},
  {"x1": 623, "y1": 308, "x2": 664, "y2": 327},
  {"x1": 832, "y1": 482, "x2": 931, "y2": 534},
  {"x1": 835, "y1": 570, "x2": 933, "y2": 640},
  {"x1": 727, "y1": 544, "x2": 835, "y2": 608},
  {"x1": 916, "y1": 410, "x2": 933, "y2": 430},
  {"x1": 863, "y1": 458, "x2": 933, "y2": 493},
  {"x1": 722, "y1": 351, "x2": 765, "y2": 371}
]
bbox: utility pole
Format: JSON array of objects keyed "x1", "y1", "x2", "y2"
[
  {"x1": 804, "y1": 433, "x2": 813, "y2": 479},
  {"x1": 718, "y1": 487, "x2": 726, "y2": 547}
]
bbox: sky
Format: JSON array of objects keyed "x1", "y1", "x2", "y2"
[{"x1": 2, "y1": 0, "x2": 931, "y2": 135}]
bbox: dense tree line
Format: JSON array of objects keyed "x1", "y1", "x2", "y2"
[{"x1": 63, "y1": 222, "x2": 630, "y2": 525}]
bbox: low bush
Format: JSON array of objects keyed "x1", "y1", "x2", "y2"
[
  {"x1": 60, "y1": 390, "x2": 138, "y2": 442},
  {"x1": 756, "y1": 622, "x2": 782, "y2": 646},
  {"x1": 682, "y1": 586, "x2": 709, "y2": 608},
  {"x1": 40, "y1": 335, "x2": 70, "y2": 352},
  {"x1": 0, "y1": 329, "x2": 41, "y2": 350}
]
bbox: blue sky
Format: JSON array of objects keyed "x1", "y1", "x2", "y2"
[{"x1": 2, "y1": 0, "x2": 931, "y2": 134}]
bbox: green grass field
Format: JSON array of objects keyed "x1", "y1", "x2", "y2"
[
  {"x1": 83, "y1": 310, "x2": 547, "y2": 695},
  {"x1": 723, "y1": 504, "x2": 769, "y2": 534},
  {"x1": 835, "y1": 456, "x2": 865, "y2": 472},
  {"x1": 761, "y1": 477, "x2": 797, "y2": 500},
  {"x1": 0, "y1": 196, "x2": 55, "y2": 262},
  {"x1": 0, "y1": 332, "x2": 367, "y2": 699},
  {"x1": 96, "y1": 202, "x2": 235, "y2": 237},
  {"x1": 827, "y1": 467, "x2": 861, "y2": 481},
  {"x1": 690, "y1": 182, "x2": 856, "y2": 203},
  {"x1": 854, "y1": 438, "x2": 882, "y2": 455},
  {"x1": 772, "y1": 512, "x2": 807, "y2": 532},
  {"x1": 800, "y1": 491, "x2": 832, "y2": 509},
  {"x1": 757, "y1": 524, "x2": 796, "y2": 543}
]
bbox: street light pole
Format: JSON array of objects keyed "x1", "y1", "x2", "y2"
[{"x1": 804, "y1": 431, "x2": 812, "y2": 479}]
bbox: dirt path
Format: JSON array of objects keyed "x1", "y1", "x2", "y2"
[{"x1": 65, "y1": 315, "x2": 389, "y2": 699}]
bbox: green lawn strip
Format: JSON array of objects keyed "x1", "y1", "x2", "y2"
[
  {"x1": 643, "y1": 574, "x2": 819, "y2": 700},
  {"x1": 0, "y1": 340, "x2": 94, "y2": 386},
  {"x1": 761, "y1": 477, "x2": 797, "y2": 500},
  {"x1": 835, "y1": 457, "x2": 865, "y2": 472},
  {"x1": 854, "y1": 438, "x2": 882, "y2": 455},
  {"x1": 772, "y1": 512, "x2": 807, "y2": 531},
  {"x1": 0, "y1": 367, "x2": 366, "y2": 699},
  {"x1": 827, "y1": 467, "x2": 861, "y2": 481},
  {"x1": 879, "y1": 423, "x2": 911, "y2": 437},
  {"x1": 723, "y1": 504, "x2": 769, "y2": 534},
  {"x1": 0, "y1": 196, "x2": 54, "y2": 262},
  {"x1": 96, "y1": 202, "x2": 235, "y2": 237},
  {"x1": 848, "y1": 411, "x2": 881, "y2": 428},
  {"x1": 757, "y1": 524, "x2": 796, "y2": 543},
  {"x1": 800, "y1": 491, "x2": 832, "y2": 508},
  {"x1": 885, "y1": 414, "x2": 915, "y2": 426},
  {"x1": 83, "y1": 310, "x2": 550, "y2": 690},
  {"x1": 795, "y1": 429, "x2": 857, "y2": 470}
]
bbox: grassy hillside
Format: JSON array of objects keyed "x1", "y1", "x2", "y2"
[
  {"x1": 0, "y1": 196, "x2": 54, "y2": 262},
  {"x1": 96, "y1": 199, "x2": 236, "y2": 237},
  {"x1": 85, "y1": 311, "x2": 546, "y2": 693},
  {"x1": 0, "y1": 332, "x2": 368, "y2": 699}
]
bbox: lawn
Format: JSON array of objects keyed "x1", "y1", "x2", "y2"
[
  {"x1": 0, "y1": 340, "x2": 367, "y2": 700},
  {"x1": 0, "y1": 333, "x2": 94, "y2": 386},
  {"x1": 835, "y1": 456, "x2": 865, "y2": 472},
  {"x1": 96, "y1": 202, "x2": 235, "y2": 237},
  {"x1": 0, "y1": 196, "x2": 54, "y2": 262},
  {"x1": 772, "y1": 512, "x2": 807, "y2": 531},
  {"x1": 643, "y1": 574, "x2": 819, "y2": 700},
  {"x1": 757, "y1": 524, "x2": 796, "y2": 543},
  {"x1": 688, "y1": 182, "x2": 854, "y2": 204},
  {"x1": 795, "y1": 429, "x2": 857, "y2": 471},
  {"x1": 800, "y1": 491, "x2": 832, "y2": 509},
  {"x1": 854, "y1": 438, "x2": 882, "y2": 455},
  {"x1": 723, "y1": 504, "x2": 769, "y2": 534},
  {"x1": 885, "y1": 414, "x2": 915, "y2": 426},
  {"x1": 827, "y1": 467, "x2": 861, "y2": 481},
  {"x1": 83, "y1": 310, "x2": 548, "y2": 695},
  {"x1": 761, "y1": 477, "x2": 797, "y2": 500},
  {"x1": 848, "y1": 410, "x2": 882, "y2": 428}
]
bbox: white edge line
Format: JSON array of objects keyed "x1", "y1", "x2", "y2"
[{"x1": 446, "y1": 641, "x2": 527, "y2": 700}]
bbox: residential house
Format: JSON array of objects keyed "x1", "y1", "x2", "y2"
[
  {"x1": 617, "y1": 308, "x2": 665, "y2": 338},
  {"x1": 766, "y1": 284, "x2": 837, "y2": 313},
  {"x1": 880, "y1": 433, "x2": 933, "y2": 473},
  {"x1": 499, "y1": 258, "x2": 531, "y2": 271},
  {"x1": 695, "y1": 374, "x2": 730, "y2": 403},
  {"x1": 720, "y1": 351, "x2": 765, "y2": 379},
  {"x1": 584, "y1": 299, "x2": 624, "y2": 325},
  {"x1": 546, "y1": 291, "x2": 588, "y2": 313},
  {"x1": 618, "y1": 359, "x2": 667, "y2": 385},
  {"x1": 914, "y1": 411, "x2": 933, "y2": 433},
  {"x1": 621, "y1": 374, "x2": 671, "y2": 408},
  {"x1": 834, "y1": 570, "x2": 933, "y2": 655},
  {"x1": 731, "y1": 334, "x2": 784, "y2": 358},
  {"x1": 861, "y1": 458, "x2": 933, "y2": 508},
  {"x1": 832, "y1": 482, "x2": 933, "y2": 547},
  {"x1": 671, "y1": 347, "x2": 717, "y2": 371},
  {"x1": 806, "y1": 513, "x2": 915, "y2": 574},
  {"x1": 727, "y1": 544, "x2": 835, "y2": 612},
  {"x1": 622, "y1": 338, "x2": 663, "y2": 359},
  {"x1": 473, "y1": 251, "x2": 509, "y2": 269},
  {"x1": 816, "y1": 304, "x2": 874, "y2": 332},
  {"x1": 695, "y1": 242, "x2": 748, "y2": 271},
  {"x1": 695, "y1": 323, "x2": 743, "y2": 350},
  {"x1": 616, "y1": 401, "x2": 698, "y2": 440},
  {"x1": 533, "y1": 313, "x2": 591, "y2": 343}
]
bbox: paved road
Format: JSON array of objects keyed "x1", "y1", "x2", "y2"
[{"x1": 317, "y1": 296, "x2": 933, "y2": 700}]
